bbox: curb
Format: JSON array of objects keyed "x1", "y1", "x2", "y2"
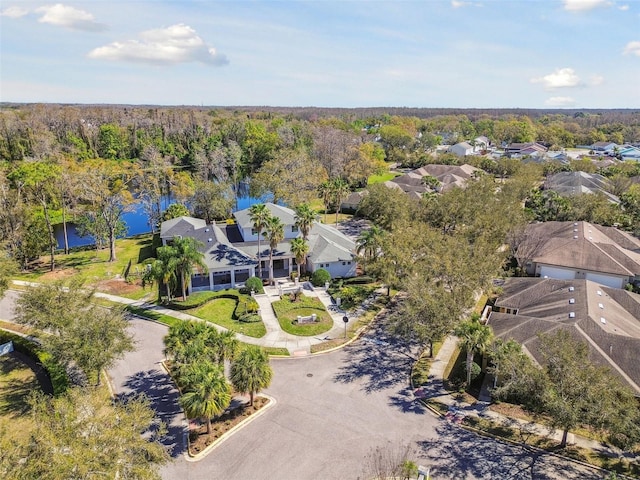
[{"x1": 184, "y1": 394, "x2": 277, "y2": 462}]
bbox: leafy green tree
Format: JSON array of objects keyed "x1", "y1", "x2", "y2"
[
  {"x1": 0, "y1": 251, "x2": 17, "y2": 297},
  {"x1": 311, "y1": 268, "x2": 331, "y2": 287},
  {"x1": 180, "y1": 361, "x2": 231, "y2": 434},
  {"x1": 356, "y1": 225, "x2": 385, "y2": 273},
  {"x1": 76, "y1": 210, "x2": 126, "y2": 252},
  {"x1": 294, "y1": 203, "x2": 318, "y2": 240},
  {"x1": 172, "y1": 236, "x2": 208, "y2": 300},
  {"x1": 357, "y1": 183, "x2": 412, "y2": 231},
  {"x1": 290, "y1": 237, "x2": 309, "y2": 277},
  {"x1": 8, "y1": 161, "x2": 61, "y2": 271},
  {"x1": 191, "y1": 179, "x2": 234, "y2": 223},
  {"x1": 13, "y1": 281, "x2": 134, "y2": 385},
  {"x1": 330, "y1": 177, "x2": 351, "y2": 224},
  {"x1": 0, "y1": 388, "x2": 167, "y2": 480},
  {"x1": 97, "y1": 123, "x2": 129, "y2": 160},
  {"x1": 230, "y1": 345, "x2": 273, "y2": 406},
  {"x1": 249, "y1": 203, "x2": 272, "y2": 279},
  {"x1": 455, "y1": 319, "x2": 493, "y2": 386},
  {"x1": 162, "y1": 202, "x2": 190, "y2": 222},
  {"x1": 263, "y1": 215, "x2": 284, "y2": 285}
]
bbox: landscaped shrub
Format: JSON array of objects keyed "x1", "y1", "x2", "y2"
[
  {"x1": 342, "y1": 276, "x2": 375, "y2": 285},
  {"x1": 238, "y1": 313, "x2": 261, "y2": 323},
  {"x1": 243, "y1": 276, "x2": 264, "y2": 294},
  {"x1": 234, "y1": 297, "x2": 259, "y2": 318},
  {"x1": 311, "y1": 268, "x2": 331, "y2": 287}
]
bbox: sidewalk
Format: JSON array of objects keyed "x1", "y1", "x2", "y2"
[{"x1": 415, "y1": 336, "x2": 622, "y2": 457}]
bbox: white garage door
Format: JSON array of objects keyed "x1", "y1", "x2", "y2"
[
  {"x1": 539, "y1": 265, "x2": 576, "y2": 280},
  {"x1": 585, "y1": 272, "x2": 624, "y2": 289}
]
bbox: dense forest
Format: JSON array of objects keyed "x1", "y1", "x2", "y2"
[{"x1": 1, "y1": 103, "x2": 639, "y2": 273}]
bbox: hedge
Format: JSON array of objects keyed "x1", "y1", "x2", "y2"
[
  {"x1": 0, "y1": 331, "x2": 69, "y2": 395},
  {"x1": 168, "y1": 290, "x2": 259, "y2": 319}
]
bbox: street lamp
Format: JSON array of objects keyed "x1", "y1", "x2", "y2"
[{"x1": 342, "y1": 315, "x2": 349, "y2": 340}]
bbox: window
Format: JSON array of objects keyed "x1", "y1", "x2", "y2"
[
  {"x1": 251, "y1": 228, "x2": 258, "y2": 236},
  {"x1": 292, "y1": 226, "x2": 299, "y2": 233}
]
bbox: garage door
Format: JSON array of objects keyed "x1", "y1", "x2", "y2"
[
  {"x1": 539, "y1": 265, "x2": 576, "y2": 280},
  {"x1": 585, "y1": 272, "x2": 624, "y2": 289}
]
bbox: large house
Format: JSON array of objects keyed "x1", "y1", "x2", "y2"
[
  {"x1": 517, "y1": 221, "x2": 640, "y2": 289},
  {"x1": 488, "y1": 277, "x2": 640, "y2": 395},
  {"x1": 543, "y1": 171, "x2": 619, "y2": 203},
  {"x1": 160, "y1": 203, "x2": 357, "y2": 292}
]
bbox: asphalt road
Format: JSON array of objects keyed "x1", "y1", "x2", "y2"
[{"x1": 0, "y1": 290, "x2": 608, "y2": 479}]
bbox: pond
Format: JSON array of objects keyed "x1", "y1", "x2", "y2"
[{"x1": 54, "y1": 191, "x2": 267, "y2": 249}]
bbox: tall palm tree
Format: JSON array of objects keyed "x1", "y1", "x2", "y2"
[
  {"x1": 317, "y1": 181, "x2": 333, "y2": 223},
  {"x1": 172, "y1": 236, "x2": 208, "y2": 300},
  {"x1": 331, "y1": 178, "x2": 350, "y2": 225},
  {"x1": 455, "y1": 319, "x2": 494, "y2": 386},
  {"x1": 230, "y1": 346, "x2": 273, "y2": 406},
  {"x1": 263, "y1": 216, "x2": 284, "y2": 285},
  {"x1": 355, "y1": 225, "x2": 385, "y2": 272},
  {"x1": 249, "y1": 203, "x2": 272, "y2": 279},
  {"x1": 294, "y1": 204, "x2": 318, "y2": 241},
  {"x1": 211, "y1": 329, "x2": 239, "y2": 365},
  {"x1": 147, "y1": 245, "x2": 179, "y2": 302},
  {"x1": 290, "y1": 237, "x2": 309, "y2": 277},
  {"x1": 179, "y1": 361, "x2": 231, "y2": 434}
]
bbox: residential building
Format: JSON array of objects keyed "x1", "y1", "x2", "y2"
[
  {"x1": 449, "y1": 141, "x2": 475, "y2": 157},
  {"x1": 543, "y1": 171, "x2": 619, "y2": 203}
]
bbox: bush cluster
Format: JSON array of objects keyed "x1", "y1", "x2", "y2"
[
  {"x1": 240, "y1": 276, "x2": 264, "y2": 295},
  {"x1": 311, "y1": 268, "x2": 331, "y2": 287}
]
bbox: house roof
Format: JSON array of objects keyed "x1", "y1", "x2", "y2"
[
  {"x1": 387, "y1": 164, "x2": 480, "y2": 195},
  {"x1": 233, "y1": 203, "x2": 296, "y2": 230},
  {"x1": 543, "y1": 171, "x2": 618, "y2": 202},
  {"x1": 489, "y1": 277, "x2": 640, "y2": 394},
  {"x1": 591, "y1": 141, "x2": 617, "y2": 148},
  {"x1": 159, "y1": 216, "x2": 208, "y2": 239},
  {"x1": 522, "y1": 221, "x2": 640, "y2": 277}
]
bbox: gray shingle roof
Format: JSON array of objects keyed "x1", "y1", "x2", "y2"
[
  {"x1": 233, "y1": 203, "x2": 296, "y2": 229},
  {"x1": 489, "y1": 278, "x2": 640, "y2": 394}
]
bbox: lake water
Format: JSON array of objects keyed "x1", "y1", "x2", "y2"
[{"x1": 54, "y1": 191, "x2": 267, "y2": 249}]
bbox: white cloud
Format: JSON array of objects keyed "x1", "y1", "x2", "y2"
[
  {"x1": 623, "y1": 41, "x2": 640, "y2": 56},
  {"x1": 35, "y1": 4, "x2": 106, "y2": 31},
  {"x1": 562, "y1": 0, "x2": 611, "y2": 11},
  {"x1": 589, "y1": 74, "x2": 604, "y2": 86},
  {"x1": 618, "y1": 4, "x2": 629, "y2": 10},
  {"x1": 451, "y1": 0, "x2": 483, "y2": 7},
  {"x1": 531, "y1": 68, "x2": 582, "y2": 89},
  {"x1": 88, "y1": 24, "x2": 229, "y2": 67},
  {"x1": 0, "y1": 6, "x2": 29, "y2": 18},
  {"x1": 545, "y1": 96, "x2": 576, "y2": 107}
]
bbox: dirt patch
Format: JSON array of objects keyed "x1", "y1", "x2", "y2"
[
  {"x1": 188, "y1": 396, "x2": 270, "y2": 455},
  {"x1": 39, "y1": 268, "x2": 78, "y2": 281},
  {"x1": 489, "y1": 402, "x2": 537, "y2": 423},
  {"x1": 96, "y1": 278, "x2": 144, "y2": 296}
]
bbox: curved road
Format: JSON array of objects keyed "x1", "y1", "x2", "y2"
[{"x1": 0, "y1": 290, "x2": 608, "y2": 479}]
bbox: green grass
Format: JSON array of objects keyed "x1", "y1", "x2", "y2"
[
  {"x1": 188, "y1": 299, "x2": 266, "y2": 338},
  {"x1": 125, "y1": 305, "x2": 184, "y2": 328},
  {"x1": 0, "y1": 355, "x2": 39, "y2": 444},
  {"x1": 367, "y1": 171, "x2": 401, "y2": 185},
  {"x1": 272, "y1": 296, "x2": 332, "y2": 336}
]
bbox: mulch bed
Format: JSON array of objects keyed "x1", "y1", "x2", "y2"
[
  {"x1": 96, "y1": 278, "x2": 144, "y2": 296},
  {"x1": 188, "y1": 396, "x2": 270, "y2": 455}
]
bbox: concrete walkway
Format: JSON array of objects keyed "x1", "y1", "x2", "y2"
[{"x1": 416, "y1": 336, "x2": 626, "y2": 459}]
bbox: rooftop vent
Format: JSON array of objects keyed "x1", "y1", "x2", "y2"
[
  {"x1": 569, "y1": 312, "x2": 576, "y2": 318},
  {"x1": 598, "y1": 303, "x2": 604, "y2": 309},
  {"x1": 574, "y1": 228, "x2": 578, "y2": 232},
  {"x1": 569, "y1": 298, "x2": 575, "y2": 304},
  {"x1": 600, "y1": 317, "x2": 606, "y2": 324},
  {"x1": 574, "y1": 222, "x2": 578, "y2": 226},
  {"x1": 573, "y1": 235, "x2": 578, "y2": 239},
  {"x1": 208, "y1": 238, "x2": 213, "y2": 242},
  {"x1": 597, "y1": 290, "x2": 602, "y2": 296},
  {"x1": 569, "y1": 286, "x2": 575, "y2": 292},
  {"x1": 205, "y1": 228, "x2": 210, "y2": 232}
]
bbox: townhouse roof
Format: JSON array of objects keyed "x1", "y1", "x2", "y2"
[
  {"x1": 233, "y1": 203, "x2": 296, "y2": 230},
  {"x1": 490, "y1": 277, "x2": 640, "y2": 394}
]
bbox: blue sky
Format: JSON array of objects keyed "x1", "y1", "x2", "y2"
[{"x1": 1, "y1": 0, "x2": 639, "y2": 108}]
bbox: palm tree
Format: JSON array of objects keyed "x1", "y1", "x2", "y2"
[
  {"x1": 263, "y1": 215, "x2": 284, "y2": 285},
  {"x1": 355, "y1": 225, "x2": 385, "y2": 272},
  {"x1": 211, "y1": 329, "x2": 239, "y2": 365},
  {"x1": 290, "y1": 237, "x2": 309, "y2": 277},
  {"x1": 249, "y1": 203, "x2": 272, "y2": 280},
  {"x1": 230, "y1": 346, "x2": 273, "y2": 406},
  {"x1": 331, "y1": 178, "x2": 351, "y2": 225},
  {"x1": 172, "y1": 236, "x2": 208, "y2": 300},
  {"x1": 146, "y1": 245, "x2": 179, "y2": 302},
  {"x1": 294, "y1": 204, "x2": 318, "y2": 241},
  {"x1": 317, "y1": 181, "x2": 333, "y2": 223},
  {"x1": 179, "y1": 361, "x2": 231, "y2": 434},
  {"x1": 455, "y1": 319, "x2": 494, "y2": 386}
]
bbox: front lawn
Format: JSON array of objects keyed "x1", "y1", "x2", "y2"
[
  {"x1": 188, "y1": 299, "x2": 266, "y2": 338},
  {"x1": 272, "y1": 296, "x2": 332, "y2": 336},
  {"x1": 0, "y1": 355, "x2": 40, "y2": 445}
]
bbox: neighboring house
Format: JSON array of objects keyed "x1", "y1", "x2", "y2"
[
  {"x1": 590, "y1": 141, "x2": 618, "y2": 155},
  {"x1": 449, "y1": 142, "x2": 475, "y2": 157},
  {"x1": 543, "y1": 171, "x2": 619, "y2": 203},
  {"x1": 160, "y1": 203, "x2": 357, "y2": 292},
  {"x1": 518, "y1": 221, "x2": 640, "y2": 289},
  {"x1": 504, "y1": 142, "x2": 548, "y2": 157},
  {"x1": 389, "y1": 164, "x2": 480, "y2": 195},
  {"x1": 474, "y1": 136, "x2": 490, "y2": 151},
  {"x1": 488, "y1": 277, "x2": 640, "y2": 395},
  {"x1": 619, "y1": 145, "x2": 640, "y2": 161},
  {"x1": 341, "y1": 190, "x2": 367, "y2": 213}
]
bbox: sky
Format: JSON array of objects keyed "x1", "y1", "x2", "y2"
[{"x1": 0, "y1": 0, "x2": 639, "y2": 108}]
